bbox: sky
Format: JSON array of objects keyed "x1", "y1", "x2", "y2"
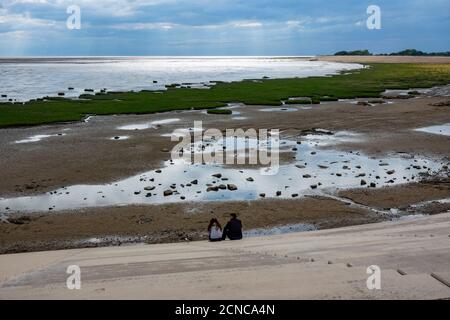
[{"x1": 0, "y1": 0, "x2": 449, "y2": 56}]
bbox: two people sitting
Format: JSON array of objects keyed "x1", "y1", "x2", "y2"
[{"x1": 208, "y1": 213, "x2": 243, "y2": 242}]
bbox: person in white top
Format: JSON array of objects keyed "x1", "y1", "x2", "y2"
[{"x1": 207, "y1": 218, "x2": 223, "y2": 242}]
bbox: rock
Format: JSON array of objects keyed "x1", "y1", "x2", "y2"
[
  {"x1": 218, "y1": 184, "x2": 227, "y2": 190},
  {"x1": 7, "y1": 216, "x2": 31, "y2": 225},
  {"x1": 303, "y1": 174, "x2": 312, "y2": 178},
  {"x1": 84, "y1": 88, "x2": 94, "y2": 92},
  {"x1": 276, "y1": 191, "x2": 282, "y2": 196},
  {"x1": 291, "y1": 194, "x2": 299, "y2": 198},
  {"x1": 347, "y1": 263, "x2": 353, "y2": 268},
  {"x1": 227, "y1": 184, "x2": 238, "y2": 191},
  {"x1": 163, "y1": 190, "x2": 173, "y2": 196},
  {"x1": 318, "y1": 165, "x2": 329, "y2": 169},
  {"x1": 360, "y1": 179, "x2": 367, "y2": 186},
  {"x1": 246, "y1": 177, "x2": 254, "y2": 182},
  {"x1": 296, "y1": 165, "x2": 306, "y2": 169},
  {"x1": 328, "y1": 260, "x2": 333, "y2": 264},
  {"x1": 68, "y1": 87, "x2": 74, "y2": 90},
  {"x1": 387, "y1": 170, "x2": 395, "y2": 175},
  {"x1": 155, "y1": 170, "x2": 162, "y2": 173},
  {"x1": 153, "y1": 80, "x2": 158, "y2": 83},
  {"x1": 161, "y1": 148, "x2": 170, "y2": 153},
  {"x1": 370, "y1": 182, "x2": 377, "y2": 188},
  {"x1": 357, "y1": 101, "x2": 370, "y2": 106},
  {"x1": 58, "y1": 92, "x2": 65, "y2": 96},
  {"x1": 144, "y1": 186, "x2": 155, "y2": 191},
  {"x1": 207, "y1": 186, "x2": 219, "y2": 192},
  {"x1": 180, "y1": 196, "x2": 186, "y2": 200},
  {"x1": 259, "y1": 193, "x2": 266, "y2": 198},
  {"x1": 1, "y1": 94, "x2": 7, "y2": 98},
  {"x1": 212, "y1": 173, "x2": 222, "y2": 178},
  {"x1": 134, "y1": 191, "x2": 141, "y2": 195},
  {"x1": 310, "y1": 185, "x2": 318, "y2": 189}
]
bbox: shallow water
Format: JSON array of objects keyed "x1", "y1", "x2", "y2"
[
  {"x1": 414, "y1": 123, "x2": 450, "y2": 137},
  {"x1": 0, "y1": 131, "x2": 445, "y2": 214},
  {"x1": 0, "y1": 57, "x2": 362, "y2": 102},
  {"x1": 118, "y1": 118, "x2": 180, "y2": 131},
  {"x1": 14, "y1": 133, "x2": 66, "y2": 144}
]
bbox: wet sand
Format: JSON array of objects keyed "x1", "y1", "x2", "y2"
[{"x1": 1, "y1": 84, "x2": 449, "y2": 253}]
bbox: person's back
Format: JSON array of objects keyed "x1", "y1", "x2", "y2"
[
  {"x1": 222, "y1": 214, "x2": 243, "y2": 240},
  {"x1": 208, "y1": 218, "x2": 223, "y2": 242}
]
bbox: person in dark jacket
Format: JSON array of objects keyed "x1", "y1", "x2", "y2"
[{"x1": 222, "y1": 213, "x2": 243, "y2": 240}]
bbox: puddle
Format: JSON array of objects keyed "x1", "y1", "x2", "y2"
[
  {"x1": 161, "y1": 127, "x2": 203, "y2": 138},
  {"x1": 232, "y1": 117, "x2": 248, "y2": 120},
  {"x1": 414, "y1": 123, "x2": 450, "y2": 137},
  {"x1": 258, "y1": 107, "x2": 298, "y2": 112},
  {"x1": 303, "y1": 131, "x2": 362, "y2": 147},
  {"x1": 244, "y1": 223, "x2": 316, "y2": 237},
  {"x1": 14, "y1": 133, "x2": 66, "y2": 144},
  {"x1": 1, "y1": 131, "x2": 445, "y2": 214},
  {"x1": 110, "y1": 136, "x2": 130, "y2": 141},
  {"x1": 118, "y1": 118, "x2": 180, "y2": 131}
]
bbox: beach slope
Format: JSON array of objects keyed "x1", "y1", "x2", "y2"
[{"x1": 1, "y1": 213, "x2": 449, "y2": 300}]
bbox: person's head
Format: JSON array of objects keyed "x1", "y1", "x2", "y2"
[
  {"x1": 208, "y1": 218, "x2": 221, "y2": 231},
  {"x1": 230, "y1": 213, "x2": 237, "y2": 220}
]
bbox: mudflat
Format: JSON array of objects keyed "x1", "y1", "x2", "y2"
[{"x1": 1, "y1": 88, "x2": 449, "y2": 253}]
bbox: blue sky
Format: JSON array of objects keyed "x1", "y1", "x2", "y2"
[{"x1": 0, "y1": 0, "x2": 449, "y2": 56}]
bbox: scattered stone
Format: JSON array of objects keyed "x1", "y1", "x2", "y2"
[
  {"x1": 291, "y1": 194, "x2": 299, "y2": 198},
  {"x1": 276, "y1": 191, "x2": 282, "y2": 196},
  {"x1": 310, "y1": 185, "x2": 318, "y2": 189},
  {"x1": 212, "y1": 173, "x2": 222, "y2": 178},
  {"x1": 387, "y1": 170, "x2": 395, "y2": 175},
  {"x1": 303, "y1": 174, "x2": 312, "y2": 178},
  {"x1": 163, "y1": 190, "x2": 173, "y2": 196},
  {"x1": 328, "y1": 261, "x2": 333, "y2": 265},
  {"x1": 191, "y1": 180, "x2": 198, "y2": 185},
  {"x1": 155, "y1": 170, "x2": 162, "y2": 173},
  {"x1": 347, "y1": 263, "x2": 353, "y2": 268},
  {"x1": 246, "y1": 177, "x2": 254, "y2": 182},
  {"x1": 218, "y1": 184, "x2": 227, "y2": 190},
  {"x1": 134, "y1": 191, "x2": 141, "y2": 195},
  {"x1": 207, "y1": 186, "x2": 219, "y2": 192},
  {"x1": 318, "y1": 165, "x2": 329, "y2": 169},
  {"x1": 144, "y1": 186, "x2": 155, "y2": 191},
  {"x1": 296, "y1": 165, "x2": 306, "y2": 169},
  {"x1": 360, "y1": 179, "x2": 367, "y2": 186},
  {"x1": 227, "y1": 184, "x2": 238, "y2": 191},
  {"x1": 370, "y1": 182, "x2": 377, "y2": 188},
  {"x1": 259, "y1": 193, "x2": 266, "y2": 198}
]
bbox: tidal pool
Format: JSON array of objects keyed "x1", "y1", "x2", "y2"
[
  {"x1": 118, "y1": 118, "x2": 180, "y2": 131},
  {"x1": 14, "y1": 133, "x2": 66, "y2": 144},
  {"x1": 414, "y1": 123, "x2": 450, "y2": 137},
  {"x1": 0, "y1": 132, "x2": 445, "y2": 214}
]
